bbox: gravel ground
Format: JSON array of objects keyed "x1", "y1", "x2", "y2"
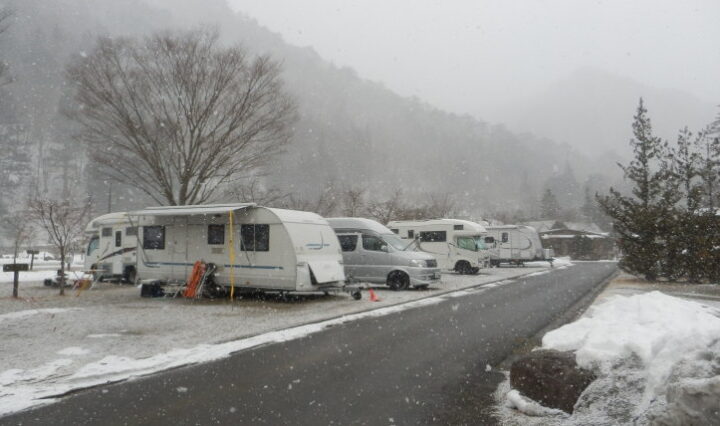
[{"x1": 0, "y1": 266, "x2": 551, "y2": 377}]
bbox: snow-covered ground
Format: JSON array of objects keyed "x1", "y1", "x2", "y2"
[
  {"x1": 0, "y1": 262, "x2": 564, "y2": 416},
  {"x1": 496, "y1": 276, "x2": 720, "y2": 425}
]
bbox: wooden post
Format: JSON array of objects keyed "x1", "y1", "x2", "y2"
[
  {"x1": 4, "y1": 263, "x2": 28, "y2": 298},
  {"x1": 30, "y1": 252, "x2": 35, "y2": 270},
  {"x1": 12, "y1": 270, "x2": 18, "y2": 298}
]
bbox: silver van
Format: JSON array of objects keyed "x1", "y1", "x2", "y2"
[{"x1": 327, "y1": 218, "x2": 442, "y2": 290}]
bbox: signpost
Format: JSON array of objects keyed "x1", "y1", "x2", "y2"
[
  {"x1": 3, "y1": 263, "x2": 28, "y2": 298},
  {"x1": 26, "y1": 250, "x2": 39, "y2": 270}
]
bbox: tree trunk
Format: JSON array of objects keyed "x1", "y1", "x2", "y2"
[{"x1": 58, "y1": 247, "x2": 65, "y2": 296}]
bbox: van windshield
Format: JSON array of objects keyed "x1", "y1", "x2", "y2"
[
  {"x1": 382, "y1": 234, "x2": 412, "y2": 251},
  {"x1": 87, "y1": 236, "x2": 99, "y2": 255},
  {"x1": 475, "y1": 237, "x2": 487, "y2": 250}
]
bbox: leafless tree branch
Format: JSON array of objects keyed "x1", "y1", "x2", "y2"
[{"x1": 65, "y1": 28, "x2": 297, "y2": 205}]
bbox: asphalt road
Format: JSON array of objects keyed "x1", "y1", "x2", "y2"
[{"x1": 3, "y1": 262, "x2": 616, "y2": 426}]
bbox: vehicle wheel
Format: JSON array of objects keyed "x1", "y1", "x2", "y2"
[
  {"x1": 122, "y1": 266, "x2": 136, "y2": 285},
  {"x1": 454, "y1": 261, "x2": 472, "y2": 275},
  {"x1": 351, "y1": 290, "x2": 362, "y2": 300},
  {"x1": 387, "y1": 271, "x2": 410, "y2": 291},
  {"x1": 471, "y1": 267, "x2": 480, "y2": 274}
]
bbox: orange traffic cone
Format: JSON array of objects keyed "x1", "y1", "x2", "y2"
[{"x1": 368, "y1": 288, "x2": 380, "y2": 302}]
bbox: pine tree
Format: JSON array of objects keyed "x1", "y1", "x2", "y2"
[
  {"x1": 598, "y1": 99, "x2": 679, "y2": 280},
  {"x1": 540, "y1": 189, "x2": 561, "y2": 219},
  {"x1": 695, "y1": 132, "x2": 720, "y2": 209}
]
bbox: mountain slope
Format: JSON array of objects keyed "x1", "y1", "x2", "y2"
[
  {"x1": 499, "y1": 68, "x2": 716, "y2": 157},
  {"x1": 0, "y1": 0, "x2": 620, "y2": 218}
]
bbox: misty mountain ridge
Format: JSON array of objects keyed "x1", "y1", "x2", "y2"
[
  {"x1": 497, "y1": 67, "x2": 716, "y2": 157},
  {"x1": 0, "y1": 0, "x2": 622, "y2": 220}
]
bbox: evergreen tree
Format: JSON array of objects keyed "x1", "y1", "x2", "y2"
[
  {"x1": 540, "y1": 189, "x2": 561, "y2": 219},
  {"x1": 598, "y1": 99, "x2": 679, "y2": 280},
  {"x1": 667, "y1": 127, "x2": 703, "y2": 281},
  {"x1": 695, "y1": 132, "x2": 720, "y2": 209}
]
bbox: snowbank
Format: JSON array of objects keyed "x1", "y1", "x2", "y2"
[{"x1": 542, "y1": 291, "x2": 720, "y2": 411}]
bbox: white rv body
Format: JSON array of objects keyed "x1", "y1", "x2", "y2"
[
  {"x1": 84, "y1": 212, "x2": 138, "y2": 282},
  {"x1": 131, "y1": 204, "x2": 345, "y2": 292},
  {"x1": 387, "y1": 219, "x2": 490, "y2": 273},
  {"x1": 485, "y1": 225, "x2": 553, "y2": 265}
]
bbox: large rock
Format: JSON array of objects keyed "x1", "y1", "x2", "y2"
[{"x1": 510, "y1": 349, "x2": 595, "y2": 413}]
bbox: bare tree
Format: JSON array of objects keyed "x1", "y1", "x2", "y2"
[
  {"x1": 228, "y1": 176, "x2": 289, "y2": 206},
  {"x1": 2, "y1": 210, "x2": 35, "y2": 263},
  {"x1": 66, "y1": 28, "x2": 296, "y2": 206},
  {"x1": 281, "y1": 185, "x2": 339, "y2": 217},
  {"x1": 341, "y1": 187, "x2": 366, "y2": 217},
  {"x1": 367, "y1": 188, "x2": 405, "y2": 224},
  {"x1": 29, "y1": 197, "x2": 92, "y2": 295}
]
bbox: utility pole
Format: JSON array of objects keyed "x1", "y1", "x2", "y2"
[{"x1": 107, "y1": 181, "x2": 112, "y2": 213}]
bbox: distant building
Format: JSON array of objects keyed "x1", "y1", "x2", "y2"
[{"x1": 537, "y1": 222, "x2": 616, "y2": 260}]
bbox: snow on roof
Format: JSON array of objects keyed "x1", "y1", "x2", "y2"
[
  {"x1": 541, "y1": 234, "x2": 606, "y2": 239},
  {"x1": 131, "y1": 203, "x2": 256, "y2": 216},
  {"x1": 85, "y1": 212, "x2": 131, "y2": 231},
  {"x1": 266, "y1": 208, "x2": 327, "y2": 225},
  {"x1": 387, "y1": 218, "x2": 487, "y2": 233},
  {"x1": 327, "y1": 217, "x2": 394, "y2": 234}
]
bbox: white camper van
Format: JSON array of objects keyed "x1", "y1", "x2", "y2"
[
  {"x1": 327, "y1": 217, "x2": 441, "y2": 290},
  {"x1": 485, "y1": 225, "x2": 554, "y2": 266},
  {"x1": 387, "y1": 219, "x2": 491, "y2": 274},
  {"x1": 84, "y1": 212, "x2": 138, "y2": 282},
  {"x1": 131, "y1": 203, "x2": 347, "y2": 295}
]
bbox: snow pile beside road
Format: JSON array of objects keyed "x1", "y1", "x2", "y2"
[
  {"x1": 542, "y1": 291, "x2": 720, "y2": 409},
  {"x1": 498, "y1": 291, "x2": 720, "y2": 425}
]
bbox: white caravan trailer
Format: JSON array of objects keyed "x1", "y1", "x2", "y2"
[
  {"x1": 387, "y1": 219, "x2": 491, "y2": 274},
  {"x1": 485, "y1": 225, "x2": 554, "y2": 266},
  {"x1": 84, "y1": 212, "x2": 138, "y2": 282},
  {"x1": 130, "y1": 203, "x2": 347, "y2": 295}
]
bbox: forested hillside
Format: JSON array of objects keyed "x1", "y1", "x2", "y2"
[{"x1": 0, "y1": 0, "x2": 621, "y2": 225}]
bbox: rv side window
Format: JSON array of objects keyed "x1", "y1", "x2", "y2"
[
  {"x1": 362, "y1": 235, "x2": 385, "y2": 251},
  {"x1": 338, "y1": 235, "x2": 358, "y2": 252},
  {"x1": 143, "y1": 226, "x2": 165, "y2": 250},
  {"x1": 126, "y1": 227, "x2": 138, "y2": 236},
  {"x1": 407, "y1": 230, "x2": 414, "y2": 239},
  {"x1": 453, "y1": 224, "x2": 464, "y2": 230},
  {"x1": 501, "y1": 232, "x2": 509, "y2": 243},
  {"x1": 419, "y1": 231, "x2": 446, "y2": 242},
  {"x1": 87, "y1": 237, "x2": 99, "y2": 255},
  {"x1": 208, "y1": 224, "x2": 225, "y2": 245},
  {"x1": 240, "y1": 224, "x2": 269, "y2": 252},
  {"x1": 115, "y1": 231, "x2": 122, "y2": 247},
  {"x1": 457, "y1": 237, "x2": 476, "y2": 251},
  {"x1": 390, "y1": 228, "x2": 399, "y2": 234},
  {"x1": 101, "y1": 227, "x2": 112, "y2": 237}
]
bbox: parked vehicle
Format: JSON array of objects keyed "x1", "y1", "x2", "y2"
[
  {"x1": 485, "y1": 225, "x2": 554, "y2": 266},
  {"x1": 84, "y1": 212, "x2": 138, "y2": 282},
  {"x1": 327, "y1": 217, "x2": 441, "y2": 290},
  {"x1": 131, "y1": 203, "x2": 349, "y2": 296},
  {"x1": 387, "y1": 219, "x2": 491, "y2": 274}
]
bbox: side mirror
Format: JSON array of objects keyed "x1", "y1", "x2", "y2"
[{"x1": 380, "y1": 244, "x2": 388, "y2": 252}]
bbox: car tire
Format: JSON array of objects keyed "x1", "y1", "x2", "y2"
[
  {"x1": 387, "y1": 271, "x2": 410, "y2": 291},
  {"x1": 455, "y1": 261, "x2": 472, "y2": 275}
]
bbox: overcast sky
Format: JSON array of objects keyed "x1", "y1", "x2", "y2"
[{"x1": 227, "y1": 0, "x2": 720, "y2": 121}]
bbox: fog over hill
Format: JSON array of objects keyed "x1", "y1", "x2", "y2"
[
  {"x1": 0, "y1": 0, "x2": 625, "y2": 224},
  {"x1": 494, "y1": 68, "x2": 717, "y2": 157}
]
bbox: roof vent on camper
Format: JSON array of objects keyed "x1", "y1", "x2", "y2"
[{"x1": 453, "y1": 224, "x2": 464, "y2": 230}]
